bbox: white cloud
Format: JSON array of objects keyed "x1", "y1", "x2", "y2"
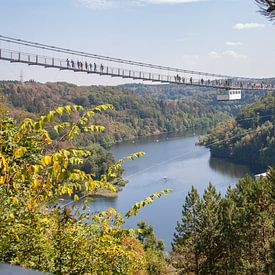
[
  {"x1": 226, "y1": 41, "x2": 243, "y2": 46},
  {"x1": 208, "y1": 50, "x2": 247, "y2": 60},
  {"x1": 77, "y1": 0, "x2": 206, "y2": 9},
  {"x1": 77, "y1": 0, "x2": 113, "y2": 9},
  {"x1": 233, "y1": 23, "x2": 265, "y2": 30}
]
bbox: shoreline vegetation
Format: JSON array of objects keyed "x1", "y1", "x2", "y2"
[
  {"x1": 199, "y1": 93, "x2": 275, "y2": 171},
  {"x1": 0, "y1": 83, "x2": 274, "y2": 273},
  {"x1": 0, "y1": 81, "x2": 230, "y2": 198},
  {"x1": 0, "y1": 81, "x2": 273, "y2": 198}
]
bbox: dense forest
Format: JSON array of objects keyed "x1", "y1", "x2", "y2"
[
  {"x1": 200, "y1": 93, "x2": 275, "y2": 170},
  {"x1": 171, "y1": 167, "x2": 275, "y2": 274},
  {"x1": 0, "y1": 81, "x2": 230, "y2": 192},
  {"x1": 0, "y1": 81, "x2": 229, "y2": 145},
  {"x1": 121, "y1": 83, "x2": 271, "y2": 116}
]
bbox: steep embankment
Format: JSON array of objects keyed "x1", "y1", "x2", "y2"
[{"x1": 200, "y1": 93, "x2": 275, "y2": 169}]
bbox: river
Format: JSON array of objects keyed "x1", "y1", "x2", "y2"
[{"x1": 85, "y1": 132, "x2": 252, "y2": 250}]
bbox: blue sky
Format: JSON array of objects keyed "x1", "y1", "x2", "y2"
[{"x1": 0, "y1": 0, "x2": 274, "y2": 85}]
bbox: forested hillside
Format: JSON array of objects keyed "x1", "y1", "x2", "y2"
[
  {"x1": 200, "y1": 93, "x2": 275, "y2": 169},
  {"x1": 121, "y1": 83, "x2": 271, "y2": 116},
  {"x1": 0, "y1": 81, "x2": 229, "y2": 147},
  {"x1": 0, "y1": 81, "x2": 231, "y2": 195}
]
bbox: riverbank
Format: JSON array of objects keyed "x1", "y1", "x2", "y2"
[{"x1": 87, "y1": 133, "x2": 253, "y2": 250}]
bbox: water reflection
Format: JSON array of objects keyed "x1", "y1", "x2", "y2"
[
  {"x1": 80, "y1": 132, "x2": 252, "y2": 250},
  {"x1": 209, "y1": 157, "x2": 252, "y2": 178}
]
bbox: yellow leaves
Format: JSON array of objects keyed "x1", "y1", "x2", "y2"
[
  {"x1": 31, "y1": 179, "x2": 40, "y2": 190},
  {"x1": 67, "y1": 188, "x2": 73, "y2": 197},
  {"x1": 83, "y1": 125, "x2": 106, "y2": 133},
  {"x1": 89, "y1": 178, "x2": 97, "y2": 190},
  {"x1": 9, "y1": 213, "x2": 15, "y2": 220},
  {"x1": 108, "y1": 183, "x2": 117, "y2": 193},
  {"x1": 0, "y1": 154, "x2": 8, "y2": 172},
  {"x1": 54, "y1": 122, "x2": 71, "y2": 134},
  {"x1": 42, "y1": 156, "x2": 52, "y2": 166},
  {"x1": 53, "y1": 161, "x2": 59, "y2": 171},
  {"x1": 13, "y1": 182, "x2": 17, "y2": 190},
  {"x1": 27, "y1": 201, "x2": 34, "y2": 210},
  {"x1": 13, "y1": 147, "x2": 27, "y2": 159},
  {"x1": 33, "y1": 164, "x2": 40, "y2": 173},
  {"x1": 11, "y1": 197, "x2": 19, "y2": 205},
  {"x1": 42, "y1": 217, "x2": 50, "y2": 224},
  {"x1": 126, "y1": 152, "x2": 145, "y2": 160},
  {"x1": 125, "y1": 189, "x2": 172, "y2": 218},
  {"x1": 0, "y1": 176, "x2": 5, "y2": 184}
]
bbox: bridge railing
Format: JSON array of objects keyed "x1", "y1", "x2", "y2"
[{"x1": 0, "y1": 48, "x2": 274, "y2": 90}]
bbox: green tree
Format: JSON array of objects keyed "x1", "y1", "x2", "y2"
[
  {"x1": 137, "y1": 221, "x2": 166, "y2": 274},
  {"x1": 172, "y1": 186, "x2": 202, "y2": 274}
]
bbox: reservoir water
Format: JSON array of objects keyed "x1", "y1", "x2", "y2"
[{"x1": 86, "y1": 133, "x2": 252, "y2": 250}]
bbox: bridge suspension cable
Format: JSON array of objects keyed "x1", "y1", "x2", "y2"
[
  {"x1": 0, "y1": 34, "x2": 240, "y2": 79},
  {"x1": 0, "y1": 34, "x2": 274, "y2": 91}
]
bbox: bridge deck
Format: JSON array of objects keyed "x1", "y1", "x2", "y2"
[{"x1": 0, "y1": 48, "x2": 274, "y2": 91}]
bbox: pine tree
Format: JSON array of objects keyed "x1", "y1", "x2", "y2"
[
  {"x1": 172, "y1": 186, "x2": 202, "y2": 274},
  {"x1": 199, "y1": 183, "x2": 222, "y2": 274}
]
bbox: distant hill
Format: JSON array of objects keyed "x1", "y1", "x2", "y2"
[
  {"x1": 0, "y1": 81, "x2": 229, "y2": 147},
  {"x1": 119, "y1": 83, "x2": 272, "y2": 116}
]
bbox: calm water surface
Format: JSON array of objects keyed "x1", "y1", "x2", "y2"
[{"x1": 87, "y1": 133, "x2": 252, "y2": 250}]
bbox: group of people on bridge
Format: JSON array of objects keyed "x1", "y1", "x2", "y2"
[
  {"x1": 66, "y1": 59, "x2": 104, "y2": 73},
  {"x1": 64, "y1": 58, "x2": 274, "y2": 90},
  {"x1": 173, "y1": 74, "x2": 274, "y2": 89}
]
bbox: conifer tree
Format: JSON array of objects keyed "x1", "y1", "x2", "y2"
[{"x1": 172, "y1": 186, "x2": 202, "y2": 274}]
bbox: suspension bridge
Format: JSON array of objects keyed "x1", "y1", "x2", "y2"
[{"x1": 0, "y1": 34, "x2": 274, "y2": 91}]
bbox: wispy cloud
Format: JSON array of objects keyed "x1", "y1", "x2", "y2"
[
  {"x1": 226, "y1": 41, "x2": 243, "y2": 46},
  {"x1": 77, "y1": 0, "x2": 206, "y2": 10},
  {"x1": 208, "y1": 50, "x2": 247, "y2": 60},
  {"x1": 77, "y1": 0, "x2": 113, "y2": 10},
  {"x1": 233, "y1": 23, "x2": 265, "y2": 30}
]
